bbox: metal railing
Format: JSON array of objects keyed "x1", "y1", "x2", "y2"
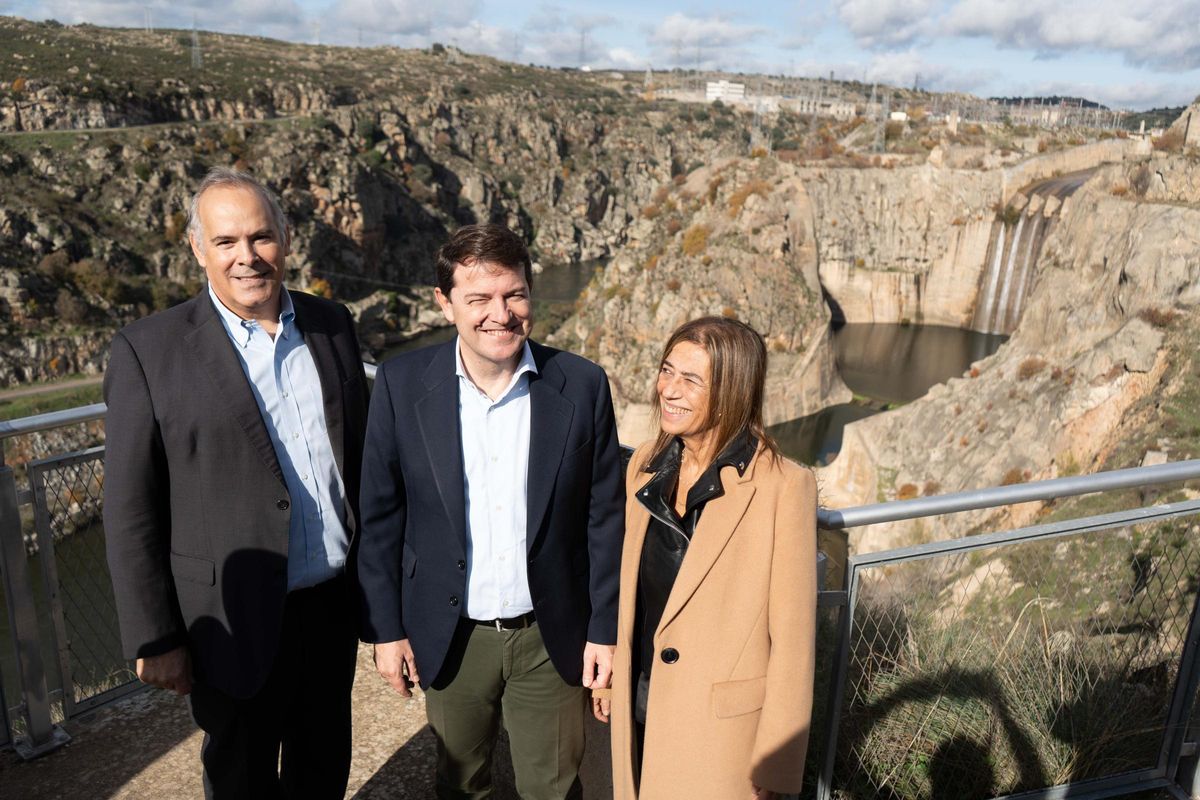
[
  {"x1": 4, "y1": 394, "x2": 1200, "y2": 800},
  {"x1": 813, "y1": 464, "x2": 1200, "y2": 800}
]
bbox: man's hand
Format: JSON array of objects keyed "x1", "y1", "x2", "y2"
[
  {"x1": 581, "y1": 641, "x2": 614, "y2": 690},
  {"x1": 136, "y1": 646, "x2": 192, "y2": 695},
  {"x1": 374, "y1": 639, "x2": 420, "y2": 697}
]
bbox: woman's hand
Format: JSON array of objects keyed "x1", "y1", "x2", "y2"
[
  {"x1": 591, "y1": 688, "x2": 611, "y2": 723},
  {"x1": 750, "y1": 785, "x2": 777, "y2": 800},
  {"x1": 592, "y1": 695, "x2": 611, "y2": 723}
]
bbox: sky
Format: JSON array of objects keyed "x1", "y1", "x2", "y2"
[{"x1": 3, "y1": 0, "x2": 1199, "y2": 111}]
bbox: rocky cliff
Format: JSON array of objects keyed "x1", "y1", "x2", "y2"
[
  {"x1": 549, "y1": 156, "x2": 850, "y2": 442},
  {"x1": 819, "y1": 153, "x2": 1200, "y2": 552}
]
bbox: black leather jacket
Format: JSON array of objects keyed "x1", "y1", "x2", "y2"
[{"x1": 631, "y1": 430, "x2": 757, "y2": 721}]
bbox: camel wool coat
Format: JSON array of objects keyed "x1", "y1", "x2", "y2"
[{"x1": 608, "y1": 441, "x2": 818, "y2": 799}]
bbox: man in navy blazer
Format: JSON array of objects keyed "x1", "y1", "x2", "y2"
[{"x1": 358, "y1": 223, "x2": 623, "y2": 799}]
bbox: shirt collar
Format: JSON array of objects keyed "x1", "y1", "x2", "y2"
[
  {"x1": 643, "y1": 428, "x2": 759, "y2": 477},
  {"x1": 208, "y1": 283, "x2": 294, "y2": 348},
  {"x1": 454, "y1": 337, "x2": 538, "y2": 401}
]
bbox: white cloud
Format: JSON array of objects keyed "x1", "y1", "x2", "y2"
[
  {"x1": 29, "y1": 0, "x2": 307, "y2": 37},
  {"x1": 323, "y1": 0, "x2": 479, "y2": 38},
  {"x1": 644, "y1": 12, "x2": 766, "y2": 71},
  {"x1": 834, "y1": 0, "x2": 939, "y2": 49},
  {"x1": 864, "y1": 49, "x2": 994, "y2": 93},
  {"x1": 648, "y1": 12, "x2": 764, "y2": 51},
  {"x1": 943, "y1": 0, "x2": 1200, "y2": 71}
]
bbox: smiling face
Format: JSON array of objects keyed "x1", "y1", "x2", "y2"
[
  {"x1": 656, "y1": 340, "x2": 714, "y2": 442},
  {"x1": 435, "y1": 260, "x2": 533, "y2": 377},
  {"x1": 189, "y1": 184, "x2": 288, "y2": 322}
]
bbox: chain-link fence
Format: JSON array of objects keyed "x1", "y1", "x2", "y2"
[
  {"x1": 819, "y1": 500, "x2": 1200, "y2": 800},
  {"x1": 27, "y1": 447, "x2": 138, "y2": 718}
]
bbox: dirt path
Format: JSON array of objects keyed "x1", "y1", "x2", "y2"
[
  {"x1": 0, "y1": 376, "x2": 103, "y2": 402},
  {"x1": 0, "y1": 643, "x2": 614, "y2": 799}
]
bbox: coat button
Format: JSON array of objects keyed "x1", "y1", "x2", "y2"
[
  {"x1": 449, "y1": 595, "x2": 460, "y2": 607},
  {"x1": 276, "y1": 499, "x2": 290, "y2": 511},
  {"x1": 457, "y1": 560, "x2": 466, "y2": 570},
  {"x1": 661, "y1": 647, "x2": 679, "y2": 664}
]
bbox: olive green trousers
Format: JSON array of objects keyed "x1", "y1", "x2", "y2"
[{"x1": 425, "y1": 621, "x2": 587, "y2": 800}]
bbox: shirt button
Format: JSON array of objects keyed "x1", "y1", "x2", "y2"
[
  {"x1": 449, "y1": 595, "x2": 460, "y2": 607},
  {"x1": 302, "y1": 473, "x2": 309, "y2": 481},
  {"x1": 283, "y1": 391, "x2": 290, "y2": 398},
  {"x1": 502, "y1": 600, "x2": 510, "y2": 608},
  {"x1": 292, "y1": 432, "x2": 300, "y2": 440},
  {"x1": 495, "y1": 505, "x2": 502, "y2": 511}
]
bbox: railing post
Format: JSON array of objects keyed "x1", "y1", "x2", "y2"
[{"x1": 0, "y1": 463, "x2": 69, "y2": 757}]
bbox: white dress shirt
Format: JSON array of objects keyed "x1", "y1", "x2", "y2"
[
  {"x1": 208, "y1": 284, "x2": 350, "y2": 591},
  {"x1": 456, "y1": 338, "x2": 538, "y2": 620}
]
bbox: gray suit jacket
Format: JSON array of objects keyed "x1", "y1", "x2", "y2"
[{"x1": 103, "y1": 290, "x2": 368, "y2": 698}]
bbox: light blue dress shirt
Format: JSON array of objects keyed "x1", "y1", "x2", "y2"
[
  {"x1": 208, "y1": 284, "x2": 350, "y2": 591},
  {"x1": 456, "y1": 338, "x2": 538, "y2": 620}
]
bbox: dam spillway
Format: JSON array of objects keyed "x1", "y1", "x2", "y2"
[{"x1": 971, "y1": 169, "x2": 1094, "y2": 335}]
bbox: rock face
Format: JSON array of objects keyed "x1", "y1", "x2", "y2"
[
  {"x1": 1166, "y1": 98, "x2": 1200, "y2": 148},
  {"x1": 803, "y1": 165, "x2": 1000, "y2": 328},
  {"x1": 0, "y1": 23, "x2": 758, "y2": 385},
  {"x1": 549, "y1": 157, "x2": 850, "y2": 443},
  {"x1": 819, "y1": 156, "x2": 1200, "y2": 553},
  {"x1": 810, "y1": 138, "x2": 1150, "y2": 332}
]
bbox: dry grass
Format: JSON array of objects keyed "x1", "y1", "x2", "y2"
[
  {"x1": 727, "y1": 179, "x2": 771, "y2": 218},
  {"x1": 681, "y1": 224, "x2": 710, "y2": 257},
  {"x1": 1139, "y1": 307, "x2": 1178, "y2": 328},
  {"x1": 1017, "y1": 357, "x2": 1048, "y2": 381}
]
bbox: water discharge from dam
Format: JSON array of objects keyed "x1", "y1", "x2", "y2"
[{"x1": 971, "y1": 169, "x2": 1094, "y2": 335}]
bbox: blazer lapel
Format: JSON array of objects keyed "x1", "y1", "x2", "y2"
[
  {"x1": 526, "y1": 348, "x2": 573, "y2": 551},
  {"x1": 416, "y1": 344, "x2": 467, "y2": 559},
  {"x1": 294, "y1": 306, "x2": 346, "y2": 479},
  {"x1": 656, "y1": 468, "x2": 756, "y2": 634},
  {"x1": 186, "y1": 295, "x2": 287, "y2": 488}
]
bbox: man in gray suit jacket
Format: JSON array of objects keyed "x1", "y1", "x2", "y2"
[{"x1": 103, "y1": 168, "x2": 368, "y2": 798}]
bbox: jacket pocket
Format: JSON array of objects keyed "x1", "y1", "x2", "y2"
[
  {"x1": 170, "y1": 552, "x2": 215, "y2": 586},
  {"x1": 711, "y1": 676, "x2": 767, "y2": 719},
  {"x1": 402, "y1": 542, "x2": 417, "y2": 578}
]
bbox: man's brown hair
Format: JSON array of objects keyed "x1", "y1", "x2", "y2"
[{"x1": 435, "y1": 223, "x2": 533, "y2": 296}]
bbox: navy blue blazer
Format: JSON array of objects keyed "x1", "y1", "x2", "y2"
[{"x1": 357, "y1": 339, "x2": 624, "y2": 687}]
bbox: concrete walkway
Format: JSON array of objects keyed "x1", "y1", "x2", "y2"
[{"x1": 0, "y1": 643, "x2": 614, "y2": 799}]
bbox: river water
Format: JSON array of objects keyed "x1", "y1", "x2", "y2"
[{"x1": 770, "y1": 324, "x2": 1008, "y2": 465}]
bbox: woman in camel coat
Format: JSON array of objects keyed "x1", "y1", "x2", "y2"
[{"x1": 595, "y1": 316, "x2": 818, "y2": 799}]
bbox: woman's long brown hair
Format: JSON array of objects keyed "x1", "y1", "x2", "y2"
[{"x1": 644, "y1": 316, "x2": 780, "y2": 471}]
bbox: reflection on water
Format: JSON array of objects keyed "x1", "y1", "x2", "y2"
[
  {"x1": 384, "y1": 259, "x2": 601, "y2": 359},
  {"x1": 770, "y1": 403, "x2": 878, "y2": 467},
  {"x1": 771, "y1": 324, "x2": 1008, "y2": 466},
  {"x1": 835, "y1": 324, "x2": 1008, "y2": 406}
]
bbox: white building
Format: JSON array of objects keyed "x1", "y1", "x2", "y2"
[{"x1": 706, "y1": 80, "x2": 746, "y2": 103}]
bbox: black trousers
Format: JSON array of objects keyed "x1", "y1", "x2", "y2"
[{"x1": 188, "y1": 575, "x2": 359, "y2": 800}]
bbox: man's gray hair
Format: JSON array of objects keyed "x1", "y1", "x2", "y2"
[{"x1": 186, "y1": 167, "x2": 289, "y2": 246}]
